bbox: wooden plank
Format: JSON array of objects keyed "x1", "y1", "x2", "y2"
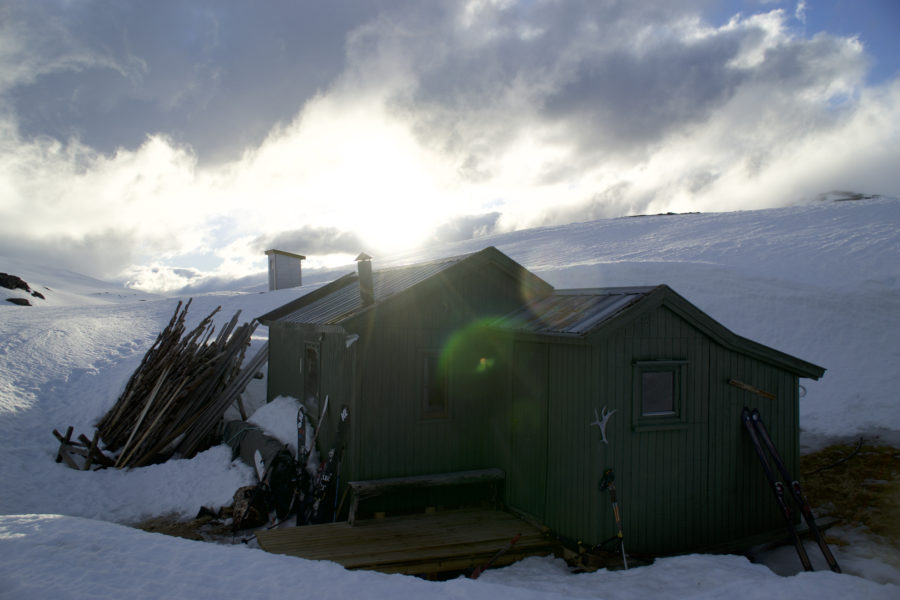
[
  {"x1": 728, "y1": 378, "x2": 776, "y2": 400},
  {"x1": 349, "y1": 468, "x2": 505, "y2": 497},
  {"x1": 347, "y1": 543, "x2": 545, "y2": 574},
  {"x1": 347, "y1": 468, "x2": 504, "y2": 525},
  {"x1": 256, "y1": 509, "x2": 555, "y2": 575},
  {"x1": 268, "y1": 538, "x2": 550, "y2": 574},
  {"x1": 336, "y1": 535, "x2": 547, "y2": 570},
  {"x1": 284, "y1": 525, "x2": 545, "y2": 562},
  {"x1": 264, "y1": 510, "x2": 529, "y2": 553}
]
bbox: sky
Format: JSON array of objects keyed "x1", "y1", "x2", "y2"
[{"x1": 0, "y1": 0, "x2": 898, "y2": 294}]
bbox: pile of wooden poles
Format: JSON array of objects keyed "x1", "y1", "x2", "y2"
[{"x1": 95, "y1": 299, "x2": 265, "y2": 469}]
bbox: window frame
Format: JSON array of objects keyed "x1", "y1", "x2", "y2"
[
  {"x1": 420, "y1": 349, "x2": 450, "y2": 421},
  {"x1": 632, "y1": 360, "x2": 687, "y2": 432}
]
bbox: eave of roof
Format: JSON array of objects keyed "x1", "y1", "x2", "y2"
[
  {"x1": 264, "y1": 249, "x2": 307, "y2": 260},
  {"x1": 256, "y1": 272, "x2": 356, "y2": 325},
  {"x1": 652, "y1": 286, "x2": 826, "y2": 380},
  {"x1": 495, "y1": 284, "x2": 826, "y2": 380}
]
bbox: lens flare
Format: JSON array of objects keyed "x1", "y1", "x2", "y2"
[{"x1": 437, "y1": 318, "x2": 509, "y2": 377}]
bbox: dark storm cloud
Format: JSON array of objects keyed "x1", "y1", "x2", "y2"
[
  {"x1": 356, "y1": 0, "x2": 864, "y2": 179},
  {"x1": 6, "y1": 0, "x2": 866, "y2": 173},
  {"x1": 373, "y1": 1, "x2": 735, "y2": 158},
  {"x1": 539, "y1": 36, "x2": 745, "y2": 151},
  {"x1": 253, "y1": 226, "x2": 365, "y2": 256},
  {"x1": 4, "y1": 1, "x2": 405, "y2": 164}
]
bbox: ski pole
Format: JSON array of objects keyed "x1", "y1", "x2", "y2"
[{"x1": 600, "y1": 468, "x2": 628, "y2": 569}]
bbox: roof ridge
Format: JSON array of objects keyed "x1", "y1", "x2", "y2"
[
  {"x1": 371, "y1": 249, "x2": 479, "y2": 274},
  {"x1": 552, "y1": 286, "x2": 660, "y2": 295}
]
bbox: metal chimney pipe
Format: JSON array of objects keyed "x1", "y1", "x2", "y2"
[{"x1": 355, "y1": 252, "x2": 374, "y2": 306}]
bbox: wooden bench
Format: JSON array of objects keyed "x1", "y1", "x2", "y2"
[{"x1": 346, "y1": 468, "x2": 505, "y2": 526}]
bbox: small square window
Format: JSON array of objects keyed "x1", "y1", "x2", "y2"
[
  {"x1": 642, "y1": 370, "x2": 675, "y2": 416},
  {"x1": 633, "y1": 361, "x2": 687, "y2": 431}
]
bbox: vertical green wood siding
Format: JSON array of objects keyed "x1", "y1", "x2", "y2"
[
  {"x1": 348, "y1": 261, "x2": 529, "y2": 489},
  {"x1": 268, "y1": 269, "x2": 804, "y2": 552},
  {"x1": 508, "y1": 341, "x2": 549, "y2": 519},
  {"x1": 531, "y1": 305, "x2": 803, "y2": 554},
  {"x1": 542, "y1": 341, "x2": 595, "y2": 543},
  {"x1": 587, "y1": 306, "x2": 710, "y2": 553}
]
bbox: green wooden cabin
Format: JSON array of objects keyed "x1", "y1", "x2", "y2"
[
  {"x1": 258, "y1": 247, "x2": 825, "y2": 556},
  {"x1": 258, "y1": 247, "x2": 550, "y2": 505}
]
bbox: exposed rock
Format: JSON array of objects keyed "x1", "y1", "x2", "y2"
[
  {"x1": 0, "y1": 273, "x2": 31, "y2": 292},
  {"x1": 6, "y1": 297, "x2": 31, "y2": 306}
]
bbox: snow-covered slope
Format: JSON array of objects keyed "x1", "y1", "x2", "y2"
[
  {"x1": 0, "y1": 256, "x2": 160, "y2": 307},
  {"x1": 1, "y1": 197, "x2": 898, "y2": 597}
]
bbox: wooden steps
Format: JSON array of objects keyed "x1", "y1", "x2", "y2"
[{"x1": 255, "y1": 508, "x2": 557, "y2": 575}]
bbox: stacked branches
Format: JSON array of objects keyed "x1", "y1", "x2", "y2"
[{"x1": 96, "y1": 299, "x2": 259, "y2": 468}]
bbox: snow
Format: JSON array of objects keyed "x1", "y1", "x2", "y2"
[
  {"x1": 1, "y1": 517, "x2": 897, "y2": 600},
  {"x1": 246, "y1": 395, "x2": 305, "y2": 457},
  {"x1": 0, "y1": 255, "x2": 161, "y2": 307},
  {"x1": 1, "y1": 198, "x2": 899, "y2": 597}
]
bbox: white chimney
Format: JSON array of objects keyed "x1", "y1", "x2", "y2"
[{"x1": 265, "y1": 249, "x2": 306, "y2": 291}]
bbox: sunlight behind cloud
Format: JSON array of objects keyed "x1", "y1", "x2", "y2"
[
  {"x1": 227, "y1": 93, "x2": 463, "y2": 256},
  {"x1": 0, "y1": 1, "x2": 898, "y2": 294}
]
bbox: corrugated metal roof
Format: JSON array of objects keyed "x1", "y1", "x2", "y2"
[
  {"x1": 496, "y1": 287, "x2": 657, "y2": 336},
  {"x1": 275, "y1": 253, "x2": 471, "y2": 325}
]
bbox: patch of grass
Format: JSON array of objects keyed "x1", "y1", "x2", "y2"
[
  {"x1": 134, "y1": 509, "x2": 237, "y2": 543},
  {"x1": 800, "y1": 441, "x2": 900, "y2": 547}
]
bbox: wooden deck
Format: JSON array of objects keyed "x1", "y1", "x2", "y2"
[{"x1": 255, "y1": 508, "x2": 557, "y2": 576}]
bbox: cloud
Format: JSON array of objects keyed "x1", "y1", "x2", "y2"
[
  {"x1": 1, "y1": 1, "x2": 399, "y2": 164},
  {"x1": 355, "y1": 3, "x2": 887, "y2": 222},
  {"x1": 0, "y1": 0, "x2": 897, "y2": 293},
  {"x1": 795, "y1": 1, "x2": 808, "y2": 24},
  {"x1": 431, "y1": 212, "x2": 502, "y2": 244},
  {"x1": 0, "y1": 228, "x2": 139, "y2": 282},
  {"x1": 0, "y1": 3, "x2": 144, "y2": 95},
  {"x1": 372, "y1": 4, "x2": 865, "y2": 167},
  {"x1": 253, "y1": 226, "x2": 365, "y2": 256},
  {"x1": 0, "y1": 125, "x2": 217, "y2": 279},
  {"x1": 368, "y1": 3, "x2": 739, "y2": 159}
]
